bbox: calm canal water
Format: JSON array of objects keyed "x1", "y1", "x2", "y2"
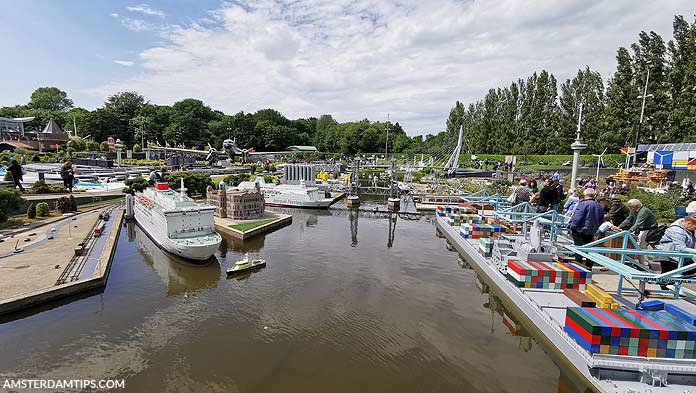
[{"x1": 0, "y1": 207, "x2": 584, "y2": 393}]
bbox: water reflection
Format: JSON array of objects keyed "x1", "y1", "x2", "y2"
[
  {"x1": 453, "y1": 244, "x2": 586, "y2": 393},
  {"x1": 127, "y1": 222, "x2": 221, "y2": 296}
]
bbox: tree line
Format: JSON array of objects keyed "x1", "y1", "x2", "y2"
[
  {"x1": 0, "y1": 89, "x2": 428, "y2": 154},
  {"x1": 445, "y1": 15, "x2": 696, "y2": 155}
]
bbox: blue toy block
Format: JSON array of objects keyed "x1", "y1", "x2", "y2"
[
  {"x1": 641, "y1": 300, "x2": 665, "y2": 311},
  {"x1": 665, "y1": 304, "x2": 696, "y2": 326}
]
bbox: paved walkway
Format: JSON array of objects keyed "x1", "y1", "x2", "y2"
[{"x1": 0, "y1": 212, "x2": 100, "y2": 300}]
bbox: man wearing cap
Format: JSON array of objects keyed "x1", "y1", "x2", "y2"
[{"x1": 568, "y1": 188, "x2": 604, "y2": 268}]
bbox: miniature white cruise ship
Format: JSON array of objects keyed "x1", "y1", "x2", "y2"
[
  {"x1": 239, "y1": 178, "x2": 334, "y2": 208},
  {"x1": 132, "y1": 180, "x2": 221, "y2": 261}
]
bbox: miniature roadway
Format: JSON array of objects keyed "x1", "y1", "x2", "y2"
[{"x1": 0, "y1": 206, "x2": 123, "y2": 315}]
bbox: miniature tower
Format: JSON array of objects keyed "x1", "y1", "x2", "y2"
[{"x1": 570, "y1": 103, "x2": 587, "y2": 190}]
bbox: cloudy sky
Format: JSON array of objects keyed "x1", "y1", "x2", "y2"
[{"x1": 2, "y1": 0, "x2": 693, "y2": 135}]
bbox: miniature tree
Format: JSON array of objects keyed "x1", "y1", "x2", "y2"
[
  {"x1": 27, "y1": 203, "x2": 36, "y2": 219},
  {"x1": 36, "y1": 202, "x2": 50, "y2": 217}
]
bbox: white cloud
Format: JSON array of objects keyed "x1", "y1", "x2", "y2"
[
  {"x1": 126, "y1": 4, "x2": 165, "y2": 17},
  {"x1": 97, "y1": 0, "x2": 695, "y2": 135},
  {"x1": 114, "y1": 60, "x2": 135, "y2": 66},
  {"x1": 120, "y1": 17, "x2": 154, "y2": 32},
  {"x1": 110, "y1": 12, "x2": 119, "y2": 18}
]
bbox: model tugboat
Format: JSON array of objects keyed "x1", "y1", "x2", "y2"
[{"x1": 227, "y1": 253, "x2": 266, "y2": 275}]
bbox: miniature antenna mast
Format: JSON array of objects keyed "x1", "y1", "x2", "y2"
[{"x1": 180, "y1": 178, "x2": 185, "y2": 198}]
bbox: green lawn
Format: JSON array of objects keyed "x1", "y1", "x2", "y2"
[{"x1": 228, "y1": 218, "x2": 275, "y2": 232}]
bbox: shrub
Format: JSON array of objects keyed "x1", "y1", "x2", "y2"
[
  {"x1": 167, "y1": 171, "x2": 213, "y2": 197},
  {"x1": 69, "y1": 195, "x2": 77, "y2": 211},
  {"x1": 133, "y1": 143, "x2": 141, "y2": 152},
  {"x1": 26, "y1": 203, "x2": 36, "y2": 219},
  {"x1": 123, "y1": 176, "x2": 149, "y2": 194},
  {"x1": 617, "y1": 186, "x2": 684, "y2": 220},
  {"x1": 36, "y1": 202, "x2": 50, "y2": 217},
  {"x1": 31, "y1": 154, "x2": 41, "y2": 163},
  {"x1": 222, "y1": 173, "x2": 251, "y2": 187},
  {"x1": 0, "y1": 189, "x2": 22, "y2": 222},
  {"x1": 87, "y1": 141, "x2": 100, "y2": 151},
  {"x1": 3, "y1": 171, "x2": 13, "y2": 182},
  {"x1": 57, "y1": 196, "x2": 73, "y2": 213},
  {"x1": 99, "y1": 141, "x2": 109, "y2": 152},
  {"x1": 30, "y1": 180, "x2": 52, "y2": 194}
]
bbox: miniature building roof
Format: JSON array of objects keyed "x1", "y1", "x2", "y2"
[
  {"x1": 0, "y1": 116, "x2": 35, "y2": 123},
  {"x1": 637, "y1": 143, "x2": 696, "y2": 152},
  {"x1": 287, "y1": 145, "x2": 318, "y2": 151},
  {"x1": 0, "y1": 140, "x2": 35, "y2": 150},
  {"x1": 42, "y1": 119, "x2": 64, "y2": 134}
]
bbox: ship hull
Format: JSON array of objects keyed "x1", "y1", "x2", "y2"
[{"x1": 133, "y1": 202, "x2": 220, "y2": 262}]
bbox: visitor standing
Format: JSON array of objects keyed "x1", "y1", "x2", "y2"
[
  {"x1": 61, "y1": 161, "x2": 75, "y2": 193},
  {"x1": 551, "y1": 170, "x2": 560, "y2": 182},
  {"x1": 552, "y1": 179, "x2": 565, "y2": 211},
  {"x1": 528, "y1": 179, "x2": 539, "y2": 193},
  {"x1": 511, "y1": 179, "x2": 533, "y2": 204},
  {"x1": 597, "y1": 197, "x2": 630, "y2": 226},
  {"x1": 563, "y1": 188, "x2": 579, "y2": 219},
  {"x1": 536, "y1": 179, "x2": 556, "y2": 213},
  {"x1": 8, "y1": 157, "x2": 24, "y2": 192},
  {"x1": 585, "y1": 179, "x2": 597, "y2": 190},
  {"x1": 568, "y1": 188, "x2": 604, "y2": 268}
]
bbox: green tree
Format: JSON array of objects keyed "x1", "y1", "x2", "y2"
[
  {"x1": 99, "y1": 141, "x2": 109, "y2": 152},
  {"x1": 102, "y1": 92, "x2": 146, "y2": 145},
  {"x1": 66, "y1": 137, "x2": 87, "y2": 152},
  {"x1": 28, "y1": 87, "x2": 73, "y2": 111},
  {"x1": 603, "y1": 47, "x2": 637, "y2": 150},
  {"x1": 559, "y1": 67, "x2": 606, "y2": 153},
  {"x1": 667, "y1": 15, "x2": 696, "y2": 142}
]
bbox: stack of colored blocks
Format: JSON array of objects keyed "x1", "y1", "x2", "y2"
[
  {"x1": 436, "y1": 206, "x2": 476, "y2": 217},
  {"x1": 506, "y1": 260, "x2": 591, "y2": 290},
  {"x1": 564, "y1": 307, "x2": 696, "y2": 359},
  {"x1": 446, "y1": 214, "x2": 485, "y2": 226},
  {"x1": 459, "y1": 223, "x2": 507, "y2": 239},
  {"x1": 585, "y1": 284, "x2": 620, "y2": 309},
  {"x1": 479, "y1": 238, "x2": 493, "y2": 257}
]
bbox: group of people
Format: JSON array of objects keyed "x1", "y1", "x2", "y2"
[
  {"x1": 509, "y1": 176, "x2": 566, "y2": 213},
  {"x1": 508, "y1": 173, "x2": 696, "y2": 288},
  {"x1": 5, "y1": 158, "x2": 76, "y2": 193}
]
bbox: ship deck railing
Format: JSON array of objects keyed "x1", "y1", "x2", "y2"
[
  {"x1": 436, "y1": 215, "x2": 696, "y2": 379},
  {"x1": 562, "y1": 230, "x2": 696, "y2": 299}
]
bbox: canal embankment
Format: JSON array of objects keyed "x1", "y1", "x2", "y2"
[{"x1": 0, "y1": 206, "x2": 123, "y2": 316}]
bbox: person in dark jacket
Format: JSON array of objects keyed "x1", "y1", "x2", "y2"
[
  {"x1": 60, "y1": 161, "x2": 75, "y2": 193},
  {"x1": 568, "y1": 188, "x2": 604, "y2": 268},
  {"x1": 536, "y1": 179, "x2": 556, "y2": 213},
  {"x1": 552, "y1": 179, "x2": 565, "y2": 211},
  {"x1": 612, "y1": 199, "x2": 657, "y2": 265},
  {"x1": 597, "y1": 197, "x2": 630, "y2": 226},
  {"x1": 8, "y1": 157, "x2": 24, "y2": 191}
]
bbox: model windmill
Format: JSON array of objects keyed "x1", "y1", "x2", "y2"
[{"x1": 593, "y1": 147, "x2": 607, "y2": 182}]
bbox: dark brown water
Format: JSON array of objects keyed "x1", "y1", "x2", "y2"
[{"x1": 0, "y1": 207, "x2": 583, "y2": 392}]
